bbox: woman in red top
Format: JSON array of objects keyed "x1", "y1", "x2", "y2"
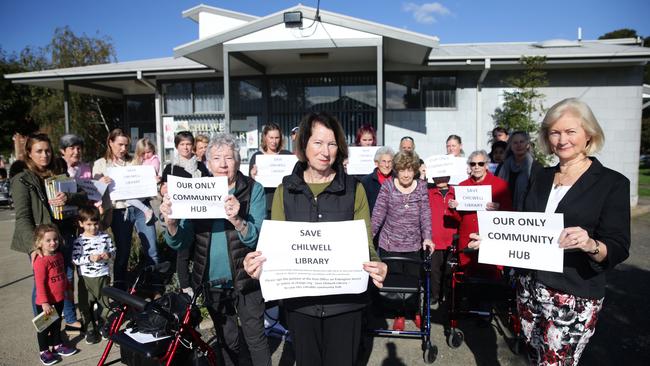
[
  {"x1": 448, "y1": 150, "x2": 512, "y2": 279},
  {"x1": 32, "y1": 224, "x2": 78, "y2": 365},
  {"x1": 427, "y1": 175, "x2": 459, "y2": 305}
]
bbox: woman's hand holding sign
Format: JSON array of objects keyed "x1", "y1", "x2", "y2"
[
  {"x1": 558, "y1": 226, "x2": 606, "y2": 262},
  {"x1": 160, "y1": 194, "x2": 178, "y2": 235},
  {"x1": 363, "y1": 261, "x2": 388, "y2": 288},
  {"x1": 467, "y1": 232, "x2": 481, "y2": 250},
  {"x1": 244, "y1": 251, "x2": 266, "y2": 279}
]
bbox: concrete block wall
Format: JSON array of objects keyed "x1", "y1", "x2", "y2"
[{"x1": 383, "y1": 66, "x2": 644, "y2": 206}]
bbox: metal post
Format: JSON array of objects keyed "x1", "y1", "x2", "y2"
[
  {"x1": 63, "y1": 81, "x2": 70, "y2": 133},
  {"x1": 376, "y1": 40, "x2": 384, "y2": 145},
  {"x1": 154, "y1": 86, "x2": 164, "y2": 163},
  {"x1": 223, "y1": 49, "x2": 230, "y2": 134}
]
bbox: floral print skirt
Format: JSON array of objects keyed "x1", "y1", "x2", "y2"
[{"x1": 516, "y1": 273, "x2": 603, "y2": 366}]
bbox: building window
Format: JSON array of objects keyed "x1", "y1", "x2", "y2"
[
  {"x1": 162, "y1": 79, "x2": 224, "y2": 115},
  {"x1": 386, "y1": 74, "x2": 456, "y2": 109},
  {"x1": 126, "y1": 95, "x2": 155, "y2": 124}
]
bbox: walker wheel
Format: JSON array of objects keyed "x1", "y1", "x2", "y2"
[
  {"x1": 423, "y1": 341, "x2": 438, "y2": 364},
  {"x1": 447, "y1": 328, "x2": 464, "y2": 348}
]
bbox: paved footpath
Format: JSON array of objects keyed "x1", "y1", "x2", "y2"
[{"x1": 0, "y1": 206, "x2": 648, "y2": 366}]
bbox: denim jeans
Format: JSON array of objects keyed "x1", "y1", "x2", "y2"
[{"x1": 111, "y1": 205, "x2": 159, "y2": 289}]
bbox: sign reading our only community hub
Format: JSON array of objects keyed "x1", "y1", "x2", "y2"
[
  {"x1": 477, "y1": 211, "x2": 564, "y2": 273},
  {"x1": 168, "y1": 176, "x2": 228, "y2": 219},
  {"x1": 256, "y1": 220, "x2": 370, "y2": 301}
]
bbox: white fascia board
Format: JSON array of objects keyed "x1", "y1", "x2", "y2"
[
  {"x1": 224, "y1": 21, "x2": 380, "y2": 47},
  {"x1": 182, "y1": 4, "x2": 258, "y2": 23}
]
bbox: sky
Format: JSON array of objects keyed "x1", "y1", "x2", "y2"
[{"x1": 1, "y1": 0, "x2": 649, "y2": 62}]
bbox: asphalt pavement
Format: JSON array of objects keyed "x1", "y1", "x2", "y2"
[{"x1": 0, "y1": 205, "x2": 648, "y2": 366}]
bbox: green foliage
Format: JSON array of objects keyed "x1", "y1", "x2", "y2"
[
  {"x1": 598, "y1": 28, "x2": 639, "y2": 40},
  {"x1": 1, "y1": 26, "x2": 121, "y2": 161},
  {"x1": 0, "y1": 48, "x2": 37, "y2": 156},
  {"x1": 492, "y1": 56, "x2": 550, "y2": 163},
  {"x1": 642, "y1": 117, "x2": 650, "y2": 155}
]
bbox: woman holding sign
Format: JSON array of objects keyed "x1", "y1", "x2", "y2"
[
  {"x1": 448, "y1": 150, "x2": 512, "y2": 279},
  {"x1": 92, "y1": 129, "x2": 159, "y2": 290},
  {"x1": 468, "y1": 98, "x2": 630, "y2": 366},
  {"x1": 247, "y1": 122, "x2": 293, "y2": 217},
  {"x1": 161, "y1": 133, "x2": 271, "y2": 366},
  {"x1": 243, "y1": 112, "x2": 387, "y2": 366}
]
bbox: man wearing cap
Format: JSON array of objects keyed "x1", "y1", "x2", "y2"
[{"x1": 59, "y1": 134, "x2": 92, "y2": 179}]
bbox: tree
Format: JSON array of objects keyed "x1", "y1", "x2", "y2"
[
  {"x1": 0, "y1": 48, "x2": 39, "y2": 157},
  {"x1": 492, "y1": 56, "x2": 549, "y2": 163},
  {"x1": 1, "y1": 26, "x2": 121, "y2": 161}
]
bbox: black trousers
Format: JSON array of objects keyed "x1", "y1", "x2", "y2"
[
  {"x1": 287, "y1": 309, "x2": 363, "y2": 366},
  {"x1": 205, "y1": 288, "x2": 271, "y2": 366},
  {"x1": 429, "y1": 250, "x2": 449, "y2": 301},
  {"x1": 35, "y1": 302, "x2": 64, "y2": 352}
]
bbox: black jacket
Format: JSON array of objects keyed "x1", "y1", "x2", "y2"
[
  {"x1": 161, "y1": 161, "x2": 210, "y2": 183},
  {"x1": 360, "y1": 167, "x2": 386, "y2": 215},
  {"x1": 281, "y1": 161, "x2": 370, "y2": 317},
  {"x1": 524, "y1": 157, "x2": 630, "y2": 299},
  {"x1": 188, "y1": 172, "x2": 259, "y2": 294}
]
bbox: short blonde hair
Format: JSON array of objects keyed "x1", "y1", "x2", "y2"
[{"x1": 538, "y1": 98, "x2": 605, "y2": 155}]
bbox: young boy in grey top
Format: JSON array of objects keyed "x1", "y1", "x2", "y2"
[{"x1": 72, "y1": 206, "x2": 115, "y2": 344}]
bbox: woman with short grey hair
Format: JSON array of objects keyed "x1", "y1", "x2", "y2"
[
  {"x1": 361, "y1": 146, "x2": 395, "y2": 214},
  {"x1": 161, "y1": 132, "x2": 271, "y2": 366}
]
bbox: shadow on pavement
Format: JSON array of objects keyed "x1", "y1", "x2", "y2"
[{"x1": 579, "y1": 263, "x2": 650, "y2": 365}]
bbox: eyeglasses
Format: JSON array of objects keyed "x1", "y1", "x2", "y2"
[{"x1": 469, "y1": 162, "x2": 486, "y2": 167}]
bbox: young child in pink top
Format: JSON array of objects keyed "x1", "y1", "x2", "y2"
[{"x1": 32, "y1": 224, "x2": 78, "y2": 365}]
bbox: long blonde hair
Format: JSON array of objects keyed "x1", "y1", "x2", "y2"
[
  {"x1": 32, "y1": 224, "x2": 62, "y2": 258},
  {"x1": 134, "y1": 138, "x2": 156, "y2": 165}
]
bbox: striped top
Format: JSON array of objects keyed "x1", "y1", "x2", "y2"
[{"x1": 371, "y1": 178, "x2": 432, "y2": 252}]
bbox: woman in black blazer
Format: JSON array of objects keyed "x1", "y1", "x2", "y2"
[{"x1": 469, "y1": 98, "x2": 630, "y2": 365}]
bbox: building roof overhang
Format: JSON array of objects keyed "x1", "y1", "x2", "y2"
[
  {"x1": 428, "y1": 39, "x2": 650, "y2": 68},
  {"x1": 173, "y1": 4, "x2": 439, "y2": 70}
]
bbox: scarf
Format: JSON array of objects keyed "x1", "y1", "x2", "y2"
[
  {"x1": 498, "y1": 152, "x2": 534, "y2": 211},
  {"x1": 171, "y1": 155, "x2": 202, "y2": 178}
]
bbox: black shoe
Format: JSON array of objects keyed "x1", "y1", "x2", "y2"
[
  {"x1": 85, "y1": 330, "x2": 101, "y2": 344},
  {"x1": 99, "y1": 323, "x2": 110, "y2": 340}
]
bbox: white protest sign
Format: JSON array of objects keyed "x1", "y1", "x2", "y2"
[
  {"x1": 455, "y1": 185, "x2": 492, "y2": 211},
  {"x1": 76, "y1": 179, "x2": 108, "y2": 201},
  {"x1": 477, "y1": 211, "x2": 564, "y2": 273},
  {"x1": 347, "y1": 146, "x2": 381, "y2": 175},
  {"x1": 257, "y1": 220, "x2": 370, "y2": 301},
  {"x1": 425, "y1": 155, "x2": 467, "y2": 184},
  {"x1": 107, "y1": 165, "x2": 157, "y2": 201},
  {"x1": 254, "y1": 155, "x2": 298, "y2": 188},
  {"x1": 167, "y1": 176, "x2": 228, "y2": 219}
]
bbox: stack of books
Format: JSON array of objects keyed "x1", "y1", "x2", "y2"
[{"x1": 45, "y1": 175, "x2": 78, "y2": 219}]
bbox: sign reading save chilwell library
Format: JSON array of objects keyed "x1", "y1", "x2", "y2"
[{"x1": 256, "y1": 220, "x2": 370, "y2": 301}]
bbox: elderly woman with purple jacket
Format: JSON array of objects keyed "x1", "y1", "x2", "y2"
[{"x1": 371, "y1": 150, "x2": 433, "y2": 331}]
